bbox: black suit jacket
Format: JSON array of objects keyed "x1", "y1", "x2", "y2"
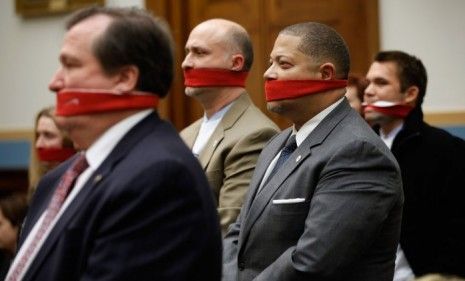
[
  {"x1": 18, "y1": 112, "x2": 222, "y2": 281},
  {"x1": 389, "y1": 107, "x2": 465, "y2": 277}
]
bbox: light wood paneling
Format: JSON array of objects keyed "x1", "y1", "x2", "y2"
[
  {"x1": 424, "y1": 111, "x2": 465, "y2": 126},
  {"x1": 0, "y1": 130, "x2": 33, "y2": 140}
]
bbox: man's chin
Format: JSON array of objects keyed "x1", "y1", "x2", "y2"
[
  {"x1": 184, "y1": 87, "x2": 199, "y2": 97},
  {"x1": 267, "y1": 100, "x2": 290, "y2": 115},
  {"x1": 364, "y1": 111, "x2": 392, "y2": 126}
]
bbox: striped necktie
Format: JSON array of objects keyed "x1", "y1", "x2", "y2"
[{"x1": 7, "y1": 154, "x2": 88, "y2": 281}]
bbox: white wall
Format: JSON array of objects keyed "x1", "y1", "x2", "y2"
[
  {"x1": 1, "y1": 0, "x2": 464, "y2": 130},
  {"x1": 379, "y1": 0, "x2": 465, "y2": 112},
  {"x1": 0, "y1": 1, "x2": 66, "y2": 130},
  {"x1": 0, "y1": 0, "x2": 143, "y2": 131}
]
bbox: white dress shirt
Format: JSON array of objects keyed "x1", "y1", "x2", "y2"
[
  {"x1": 192, "y1": 102, "x2": 233, "y2": 157},
  {"x1": 379, "y1": 121, "x2": 415, "y2": 281}
]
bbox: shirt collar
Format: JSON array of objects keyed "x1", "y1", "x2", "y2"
[
  {"x1": 202, "y1": 101, "x2": 234, "y2": 123},
  {"x1": 380, "y1": 121, "x2": 404, "y2": 149},
  {"x1": 85, "y1": 109, "x2": 153, "y2": 169},
  {"x1": 293, "y1": 98, "x2": 344, "y2": 146}
]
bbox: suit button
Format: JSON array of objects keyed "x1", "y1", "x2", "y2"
[{"x1": 238, "y1": 261, "x2": 245, "y2": 271}]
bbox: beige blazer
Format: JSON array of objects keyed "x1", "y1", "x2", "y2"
[{"x1": 181, "y1": 92, "x2": 279, "y2": 235}]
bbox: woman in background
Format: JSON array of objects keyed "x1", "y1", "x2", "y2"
[{"x1": 28, "y1": 106, "x2": 75, "y2": 196}]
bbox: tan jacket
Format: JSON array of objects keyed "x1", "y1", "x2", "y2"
[{"x1": 181, "y1": 93, "x2": 279, "y2": 235}]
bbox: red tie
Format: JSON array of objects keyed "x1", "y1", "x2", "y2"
[{"x1": 7, "y1": 154, "x2": 88, "y2": 281}]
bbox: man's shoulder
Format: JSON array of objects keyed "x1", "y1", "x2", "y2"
[
  {"x1": 180, "y1": 118, "x2": 203, "y2": 137},
  {"x1": 240, "y1": 105, "x2": 278, "y2": 129},
  {"x1": 422, "y1": 122, "x2": 465, "y2": 142}
]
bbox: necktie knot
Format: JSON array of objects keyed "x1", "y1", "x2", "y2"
[
  {"x1": 282, "y1": 134, "x2": 297, "y2": 154},
  {"x1": 262, "y1": 134, "x2": 297, "y2": 187}
]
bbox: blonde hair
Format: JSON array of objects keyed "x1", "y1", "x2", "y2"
[{"x1": 28, "y1": 107, "x2": 73, "y2": 198}]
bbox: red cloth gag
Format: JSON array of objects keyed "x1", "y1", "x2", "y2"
[
  {"x1": 55, "y1": 89, "x2": 159, "y2": 116},
  {"x1": 265, "y1": 79, "x2": 348, "y2": 101},
  {"x1": 37, "y1": 147, "x2": 76, "y2": 162},
  {"x1": 183, "y1": 68, "x2": 248, "y2": 87},
  {"x1": 363, "y1": 101, "x2": 413, "y2": 118}
]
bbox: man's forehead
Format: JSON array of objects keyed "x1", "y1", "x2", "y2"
[
  {"x1": 186, "y1": 28, "x2": 227, "y2": 50},
  {"x1": 270, "y1": 34, "x2": 303, "y2": 57},
  {"x1": 66, "y1": 14, "x2": 113, "y2": 39},
  {"x1": 369, "y1": 61, "x2": 395, "y2": 74}
]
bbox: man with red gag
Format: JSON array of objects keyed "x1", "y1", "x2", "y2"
[
  {"x1": 6, "y1": 6, "x2": 222, "y2": 281},
  {"x1": 223, "y1": 22, "x2": 403, "y2": 281},
  {"x1": 180, "y1": 19, "x2": 279, "y2": 235},
  {"x1": 364, "y1": 51, "x2": 465, "y2": 280}
]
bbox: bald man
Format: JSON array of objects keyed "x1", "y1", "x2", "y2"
[{"x1": 181, "y1": 19, "x2": 279, "y2": 235}]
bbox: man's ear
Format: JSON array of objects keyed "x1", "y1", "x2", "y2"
[
  {"x1": 231, "y1": 54, "x2": 245, "y2": 71},
  {"x1": 319, "y1": 63, "x2": 336, "y2": 80},
  {"x1": 115, "y1": 65, "x2": 139, "y2": 92},
  {"x1": 403, "y1": 85, "x2": 419, "y2": 106}
]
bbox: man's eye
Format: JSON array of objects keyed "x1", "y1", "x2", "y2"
[{"x1": 279, "y1": 62, "x2": 292, "y2": 68}]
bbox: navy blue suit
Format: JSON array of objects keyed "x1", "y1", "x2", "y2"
[{"x1": 18, "y1": 112, "x2": 222, "y2": 281}]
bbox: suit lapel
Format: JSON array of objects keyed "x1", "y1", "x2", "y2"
[
  {"x1": 24, "y1": 112, "x2": 160, "y2": 280},
  {"x1": 18, "y1": 160, "x2": 73, "y2": 247},
  {"x1": 239, "y1": 99, "x2": 352, "y2": 246},
  {"x1": 182, "y1": 119, "x2": 202, "y2": 149},
  {"x1": 240, "y1": 129, "x2": 313, "y2": 243},
  {"x1": 197, "y1": 92, "x2": 251, "y2": 169},
  {"x1": 242, "y1": 129, "x2": 291, "y2": 212}
]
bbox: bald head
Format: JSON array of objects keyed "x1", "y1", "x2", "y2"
[{"x1": 191, "y1": 19, "x2": 253, "y2": 71}]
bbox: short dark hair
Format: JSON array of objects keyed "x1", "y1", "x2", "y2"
[
  {"x1": 231, "y1": 29, "x2": 253, "y2": 71},
  {"x1": 66, "y1": 6, "x2": 174, "y2": 97},
  {"x1": 0, "y1": 193, "x2": 28, "y2": 227},
  {"x1": 280, "y1": 22, "x2": 350, "y2": 79},
  {"x1": 374, "y1": 51, "x2": 428, "y2": 106}
]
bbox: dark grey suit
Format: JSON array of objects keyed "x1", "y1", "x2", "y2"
[{"x1": 223, "y1": 99, "x2": 403, "y2": 281}]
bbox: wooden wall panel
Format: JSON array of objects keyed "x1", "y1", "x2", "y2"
[{"x1": 146, "y1": 0, "x2": 379, "y2": 130}]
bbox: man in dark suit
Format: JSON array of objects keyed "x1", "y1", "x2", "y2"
[
  {"x1": 223, "y1": 22, "x2": 403, "y2": 281},
  {"x1": 364, "y1": 50, "x2": 465, "y2": 279},
  {"x1": 6, "y1": 7, "x2": 222, "y2": 281}
]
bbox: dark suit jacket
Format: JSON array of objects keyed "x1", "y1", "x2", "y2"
[
  {"x1": 388, "y1": 107, "x2": 465, "y2": 277},
  {"x1": 223, "y1": 99, "x2": 403, "y2": 281},
  {"x1": 18, "y1": 112, "x2": 222, "y2": 281}
]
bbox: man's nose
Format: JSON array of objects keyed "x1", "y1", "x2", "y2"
[
  {"x1": 35, "y1": 135, "x2": 46, "y2": 148},
  {"x1": 364, "y1": 83, "x2": 375, "y2": 97},
  {"x1": 181, "y1": 54, "x2": 193, "y2": 69},
  {"x1": 263, "y1": 65, "x2": 277, "y2": 80},
  {"x1": 48, "y1": 69, "x2": 64, "y2": 93}
]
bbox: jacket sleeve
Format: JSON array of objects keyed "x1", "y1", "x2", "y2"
[{"x1": 218, "y1": 127, "x2": 277, "y2": 235}]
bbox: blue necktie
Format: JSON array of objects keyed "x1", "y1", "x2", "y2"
[{"x1": 265, "y1": 134, "x2": 297, "y2": 185}]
